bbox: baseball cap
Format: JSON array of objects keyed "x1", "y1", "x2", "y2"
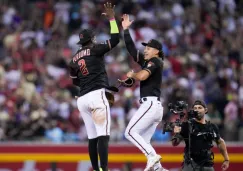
[
  {"x1": 193, "y1": 100, "x2": 207, "y2": 108},
  {"x1": 141, "y1": 39, "x2": 164, "y2": 58},
  {"x1": 77, "y1": 29, "x2": 94, "y2": 45},
  {"x1": 141, "y1": 39, "x2": 162, "y2": 51}
]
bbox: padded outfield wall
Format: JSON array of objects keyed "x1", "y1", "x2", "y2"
[{"x1": 0, "y1": 143, "x2": 242, "y2": 171}]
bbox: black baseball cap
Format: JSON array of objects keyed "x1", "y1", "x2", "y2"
[
  {"x1": 142, "y1": 39, "x2": 162, "y2": 51},
  {"x1": 142, "y1": 39, "x2": 164, "y2": 58},
  {"x1": 193, "y1": 100, "x2": 207, "y2": 108},
  {"x1": 77, "y1": 29, "x2": 94, "y2": 45}
]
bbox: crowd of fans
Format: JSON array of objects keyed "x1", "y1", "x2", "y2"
[{"x1": 0, "y1": 0, "x2": 243, "y2": 143}]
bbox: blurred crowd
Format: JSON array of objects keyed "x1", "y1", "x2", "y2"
[{"x1": 0, "y1": 0, "x2": 243, "y2": 143}]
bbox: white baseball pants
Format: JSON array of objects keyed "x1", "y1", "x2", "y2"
[
  {"x1": 125, "y1": 97, "x2": 164, "y2": 156},
  {"x1": 77, "y1": 88, "x2": 110, "y2": 139}
]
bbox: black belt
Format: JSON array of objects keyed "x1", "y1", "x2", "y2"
[{"x1": 139, "y1": 97, "x2": 160, "y2": 104}]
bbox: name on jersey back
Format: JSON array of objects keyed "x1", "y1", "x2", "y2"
[{"x1": 73, "y1": 49, "x2": 91, "y2": 63}]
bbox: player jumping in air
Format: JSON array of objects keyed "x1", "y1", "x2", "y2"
[
  {"x1": 69, "y1": 2, "x2": 119, "y2": 171},
  {"x1": 122, "y1": 14, "x2": 168, "y2": 171}
]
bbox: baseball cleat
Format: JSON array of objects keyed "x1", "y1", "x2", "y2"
[{"x1": 144, "y1": 154, "x2": 162, "y2": 171}]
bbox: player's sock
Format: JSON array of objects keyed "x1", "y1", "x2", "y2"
[
  {"x1": 88, "y1": 137, "x2": 99, "y2": 171},
  {"x1": 98, "y1": 135, "x2": 110, "y2": 171}
]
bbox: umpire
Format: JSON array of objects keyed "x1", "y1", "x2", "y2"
[{"x1": 172, "y1": 100, "x2": 230, "y2": 171}]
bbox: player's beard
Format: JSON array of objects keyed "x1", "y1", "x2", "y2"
[{"x1": 195, "y1": 113, "x2": 204, "y2": 120}]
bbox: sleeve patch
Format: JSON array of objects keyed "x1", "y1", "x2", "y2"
[{"x1": 147, "y1": 61, "x2": 155, "y2": 67}]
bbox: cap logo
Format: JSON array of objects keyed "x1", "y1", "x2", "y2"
[
  {"x1": 79, "y1": 34, "x2": 83, "y2": 39},
  {"x1": 148, "y1": 40, "x2": 152, "y2": 43}
]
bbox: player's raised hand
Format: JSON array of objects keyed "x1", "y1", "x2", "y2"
[
  {"x1": 102, "y1": 2, "x2": 115, "y2": 20},
  {"x1": 121, "y1": 14, "x2": 134, "y2": 30}
]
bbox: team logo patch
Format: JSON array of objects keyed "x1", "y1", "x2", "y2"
[
  {"x1": 79, "y1": 34, "x2": 83, "y2": 39},
  {"x1": 147, "y1": 61, "x2": 154, "y2": 67}
]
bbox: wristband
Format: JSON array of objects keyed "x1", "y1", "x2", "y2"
[
  {"x1": 224, "y1": 160, "x2": 229, "y2": 162},
  {"x1": 109, "y1": 18, "x2": 115, "y2": 21},
  {"x1": 109, "y1": 19, "x2": 119, "y2": 33}
]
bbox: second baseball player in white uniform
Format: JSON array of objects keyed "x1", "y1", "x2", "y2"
[{"x1": 122, "y1": 14, "x2": 168, "y2": 171}]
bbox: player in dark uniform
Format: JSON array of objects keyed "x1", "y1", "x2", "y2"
[
  {"x1": 69, "y1": 3, "x2": 119, "y2": 171},
  {"x1": 122, "y1": 14, "x2": 168, "y2": 171}
]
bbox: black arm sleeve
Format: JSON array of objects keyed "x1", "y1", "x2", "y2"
[
  {"x1": 95, "y1": 33, "x2": 120, "y2": 55},
  {"x1": 124, "y1": 29, "x2": 145, "y2": 66},
  {"x1": 72, "y1": 78, "x2": 79, "y2": 87},
  {"x1": 69, "y1": 65, "x2": 79, "y2": 87}
]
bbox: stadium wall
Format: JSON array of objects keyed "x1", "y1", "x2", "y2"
[{"x1": 0, "y1": 143, "x2": 242, "y2": 171}]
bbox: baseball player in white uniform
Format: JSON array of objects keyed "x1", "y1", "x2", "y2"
[{"x1": 122, "y1": 14, "x2": 168, "y2": 171}]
